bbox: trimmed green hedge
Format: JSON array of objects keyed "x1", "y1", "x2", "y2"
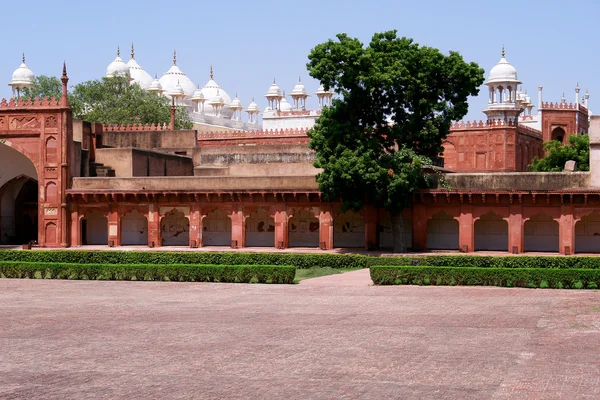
[
  {"x1": 370, "y1": 266, "x2": 600, "y2": 289},
  {"x1": 0, "y1": 262, "x2": 295, "y2": 284},
  {"x1": 1, "y1": 250, "x2": 600, "y2": 270}
]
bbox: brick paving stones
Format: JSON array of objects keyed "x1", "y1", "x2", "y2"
[{"x1": 0, "y1": 276, "x2": 598, "y2": 399}]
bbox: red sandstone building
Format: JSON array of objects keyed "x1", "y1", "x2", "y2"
[{"x1": 1, "y1": 52, "x2": 599, "y2": 255}]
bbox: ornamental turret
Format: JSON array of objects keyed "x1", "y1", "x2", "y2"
[{"x1": 483, "y1": 46, "x2": 523, "y2": 122}]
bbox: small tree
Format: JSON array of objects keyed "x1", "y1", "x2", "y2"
[
  {"x1": 22, "y1": 75, "x2": 192, "y2": 129},
  {"x1": 529, "y1": 135, "x2": 589, "y2": 172},
  {"x1": 306, "y1": 31, "x2": 484, "y2": 252},
  {"x1": 21, "y1": 75, "x2": 62, "y2": 99}
]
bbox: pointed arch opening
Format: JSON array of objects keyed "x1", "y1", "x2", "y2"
[
  {"x1": 474, "y1": 211, "x2": 508, "y2": 251},
  {"x1": 524, "y1": 214, "x2": 558, "y2": 253},
  {"x1": 575, "y1": 212, "x2": 600, "y2": 254},
  {"x1": 203, "y1": 209, "x2": 231, "y2": 246},
  {"x1": 289, "y1": 209, "x2": 319, "y2": 248},
  {"x1": 426, "y1": 211, "x2": 458, "y2": 250},
  {"x1": 121, "y1": 210, "x2": 148, "y2": 245},
  {"x1": 161, "y1": 209, "x2": 189, "y2": 246},
  {"x1": 334, "y1": 210, "x2": 365, "y2": 248},
  {"x1": 245, "y1": 208, "x2": 274, "y2": 247}
]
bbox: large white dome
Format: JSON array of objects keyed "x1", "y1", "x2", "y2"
[
  {"x1": 106, "y1": 48, "x2": 130, "y2": 78},
  {"x1": 127, "y1": 45, "x2": 153, "y2": 90},
  {"x1": 159, "y1": 52, "x2": 197, "y2": 103},
  {"x1": 486, "y1": 48, "x2": 521, "y2": 85},
  {"x1": 199, "y1": 68, "x2": 232, "y2": 117},
  {"x1": 9, "y1": 54, "x2": 35, "y2": 88}
]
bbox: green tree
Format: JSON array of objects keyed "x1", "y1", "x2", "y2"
[
  {"x1": 23, "y1": 74, "x2": 192, "y2": 129},
  {"x1": 529, "y1": 134, "x2": 589, "y2": 172},
  {"x1": 306, "y1": 31, "x2": 484, "y2": 252},
  {"x1": 21, "y1": 75, "x2": 62, "y2": 99}
]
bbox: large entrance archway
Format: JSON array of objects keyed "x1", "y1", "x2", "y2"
[{"x1": 0, "y1": 143, "x2": 39, "y2": 245}]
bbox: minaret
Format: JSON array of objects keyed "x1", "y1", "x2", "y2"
[{"x1": 576, "y1": 83, "x2": 581, "y2": 105}]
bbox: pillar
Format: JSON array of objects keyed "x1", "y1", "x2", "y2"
[
  {"x1": 274, "y1": 204, "x2": 288, "y2": 249},
  {"x1": 559, "y1": 205, "x2": 575, "y2": 255},
  {"x1": 70, "y1": 205, "x2": 80, "y2": 247},
  {"x1": 148, "y1": 202, "x2": 160, "y2": 247},
  {"x1": 458, "y1": 205, "x2": 474, "y2": 253},
  {"x1": 508, "y1": 204, "x2": 523, "y2": 254},
  {"x1": 364, "y1": 206, "x2": 377, "y2": 250},
  {"x1": 411, "y1": 204, "x2": 427, "y2": 251},
  {"x1": 189, "y1": 203, "x2": 200, "y2": 248},
  {"x1": 107, "y1": 203, "x2": 119, "y2": 247},
  {"x1": 319, "y1": 206, "x2": 333, "y2": 250},
  {"x1": 230, "y1": 204, "x2": 244, "y2": 248}
]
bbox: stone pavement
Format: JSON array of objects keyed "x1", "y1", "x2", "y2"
[{"x1": 0, "y1": 277, "x2": 599, "y2": 399}]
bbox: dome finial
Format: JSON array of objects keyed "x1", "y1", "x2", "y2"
[
  {"x1": 22, "y1": 53, "x2": 25, "y2": 63},
  {"x1": 173, "y1": 50, "x2": 177, "y2": 65},
  {"x1": 131, "y1": 43, "x2": 135, "y2": 59},
  {"x1": 117, "y1": 46, "x2": 120, "y2": 57},
  {"x1": 210, "y1": 65, "x2": 213, "y2": 80},
  {"x1": 501, "y1": 45, "x2": 505, "y2": 58}
]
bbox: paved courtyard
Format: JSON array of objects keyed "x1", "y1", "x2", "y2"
[{"x1": 0, "y1": 270, "x2": 599, "y2": 399}]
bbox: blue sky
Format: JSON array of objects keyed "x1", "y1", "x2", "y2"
[{"x1": 2, "y1": 0, "x2": 597, "y2": 121}]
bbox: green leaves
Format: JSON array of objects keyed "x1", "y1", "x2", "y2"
[
  {"x1": 529, "y1": 134, "x2": 589, "y2": 172},
  {"x1": 306, "y1": 31, "x2": 484, "y2": 216},
  {"x1": 22, "y1": 75, "x2": 193, "y2": 130}
]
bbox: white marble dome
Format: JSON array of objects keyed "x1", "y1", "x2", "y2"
[
  {"x1": 246, "y1": 98, "x2": 259, "y2": 112},
  {"x1": 280, "y1": 96, "x2": 293, "y2": 112},
  {"x1": 230, "y1": 95, "x2": 242, "y2": 110},
  {"x1": 10, "y1": 55, "x2": 35, "y2": 88},
  {"x1": 291, "y1": 77, "x2": 307, "y2": 96},
  {"x1": 148, "y1": 75, "x2": 163, "y2": 93},
  {"x1": 159, "y1": 52, "x2": 196, "y2": 102},
  {"x1": 266, "y1": 80, "x2": 282, "y2": 98},
  {"x1": 127, "y1": 46, "x2": 153, "y2": 90},
  {"x1": 106, "y1": 48, "x2": 130, "y2": 78},
  {"x1": 486, "y1": 49, "x2": 520, "y2": 84},
  {"x1": 199, "y1": 70, "x2": 232, "y2": 117}
]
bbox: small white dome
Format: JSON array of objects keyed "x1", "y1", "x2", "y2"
[
  {"x1": 170, "y1": 81, "x2": 185, "y2": 97},
  {"x1": 291, "y1": 77, "x2": 307, "y2": 97},
  {"x1": 265, "y1": 79, "x2": 282, "y2": 98},
  {"x1": 106, "y1": 47, "x2": 130, "y2": 78},
  {"x1": 316, "y1": 84, "x2": 326, "y2": 95},
  {"x1": 192, "y1": 86, "x2": 205, "y2": 101},
  {"x1": 230, "y1": 95, "x2": 242, "y2": 110},
  {"x1": 486, "y1": 48, "x2": 521, "y2": 84},
  {"x1": 246, "y1": 98, "x2": 259, "y2": 112},
  {"x1": 148, "y1": 75, "x2": 163, "y2": 93},
  {"x1": 280, "y1": 95, "x2": 293, "y2": 112},
  {"x1": 9, "y1": 54, "x2": 35, "y2": 88},
  {"x1": 209, "y1": 89, "x2": 224, "y2": 105}
]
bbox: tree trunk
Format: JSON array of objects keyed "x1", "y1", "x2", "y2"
[{"x1": 391, "y1": 212, "x2": 407, "y2": 253}]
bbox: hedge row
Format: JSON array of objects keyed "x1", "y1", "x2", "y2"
[
  {"x1": 370, "y1": 266, "x2": 600, "y2": 289},
  {"x1": 1, "y1": 250, "x2": 600, "y2": 270},
  {"x1": 0, "y1": 262, "x2": 295, "y2": 284}
]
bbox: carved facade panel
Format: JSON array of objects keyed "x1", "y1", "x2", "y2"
[{"x1": 9, "y1": 116, "x2": 40, "y2": 130}]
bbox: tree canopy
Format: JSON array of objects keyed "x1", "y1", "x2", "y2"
[
  {"x1": 306, "y1": 30, "x2": 484, "y2": 251},
  {"x1": 529, "y1": 135, "x2": 589, "y2": 172},
  {"x1": 23, "y1": 75, "x2": 192, "y2": 129}
]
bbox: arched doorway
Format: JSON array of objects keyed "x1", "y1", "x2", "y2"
[
  {"x1": 551, "y1": 127, "x2": 566, "y2": 144},
  {"x1": 203, "y1": 209, "x2": 231, "y2": 246},
  {"x1": 334, "y1": 211, "x2": 365, "y2": 248},
  {"x1": 161, "y1": 209, "x2": 189, "y2": 246},
  {"x1": 426, "y1": 211, "x2": 458, "y2": 250},
  {"x1": 474, "y1": 211, "x2": 508, "y2": 251},
  {"x1": 289, "y1": 209, "x2": 319, "y2": 247},
  {"x1": 524, "y1": 214, "x2": 559, "y2": 252},
  {"x1": 245, "y1": 208, "x2": 274, "y2": 247},
  {"x1": 121, "y1": 210, "x2": 148, "y2": 245},
  {"x1": 0, "y1": 143, "x2": 39, "y2": 245},
  {"x1": 575, "y1": 213, "x2": 600, "y2": 254},
  {"x1": 81, "y1": 209, "x2": 108, "y2": 245}
]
